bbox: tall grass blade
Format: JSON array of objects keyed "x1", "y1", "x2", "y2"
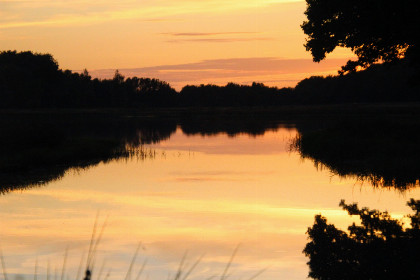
[
  {"x1": 0, "y1": 248, "x2": 8, "y2": 280},
  {"x1": 182, "y1": 254, "x2": 205, "y2": 280},
  {"x1": 75, "y1": 252, "x2": 86, "y2": 280},
  {"x1": 220, "y1": 245, "x2": 240, "y2": 280},
  {"x1": 134, "y1": 259, "x2": 147, "y2": 280},
  {"x1": 96, "y1": 259, "x2": 106, "y2": 280},
  {"x1": 124, "y1": 242, "x2": 141, "y2": 280},
  {"x1": 90, "y1": 216, "x2": 108, "y2": 270},
  {"x1": 61, "y1": 247, "x2": 69, "y2": 280},
  {"x1": 173, "y1": 251, "x2": 187, "y2": 280},
  {"x1": 86, "y1": 212, "x2": 100, "y2": 271},
  {"x1": 246, "y1": 268, "x2": 268, "y2": 280},
  {"x1": 34, "y1": 257, "x2": 38, "y2": 280},
  {"x1": 47, "y1": 260, "x2": 50, "y2": 280}
]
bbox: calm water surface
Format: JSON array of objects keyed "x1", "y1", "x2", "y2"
[{"x1": 1, "y1": 125, "x2": 419, "y2": 280}]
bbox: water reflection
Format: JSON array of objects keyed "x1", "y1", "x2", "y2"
[
  {"x1": 0, "y1": 112, "x2": 287, "y2": 193},
  {"x1": 1, "y1": 113, "x2": 420, "y2": 280},
  {"x1": 292, "y1": 120, "x2": 420, "y2": 189},
  {"x1": 2, "y1": 112, "x2": 420, "y2": 192},
  {"x1": 0, "y1": 112, "x2": 178, "y2": 193}
]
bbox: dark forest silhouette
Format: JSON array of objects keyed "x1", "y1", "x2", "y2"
[
  {"x1": 0, "y1": 50, "x2": 419, "y2": 108},
  {"x1": 304, "y1": 199, "x2": 420, "y2": 280}
]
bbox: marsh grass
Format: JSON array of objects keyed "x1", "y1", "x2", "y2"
[{"x1": 0, "y1": 229, "x2": 266, "y2": 280}]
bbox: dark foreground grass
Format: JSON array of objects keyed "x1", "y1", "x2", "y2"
[{"x1": 0, "y1": 216, "x2": 267, "y2": 280}]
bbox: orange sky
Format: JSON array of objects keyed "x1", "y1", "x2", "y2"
[{"x1": 0, "y1": 0, "x2": 354, "y2": 89}]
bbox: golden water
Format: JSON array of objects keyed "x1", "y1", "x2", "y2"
[{"x1": 1, "y1": 127, "x2": 418, "y2": 280}]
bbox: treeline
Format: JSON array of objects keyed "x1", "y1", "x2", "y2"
[
  {"x1": 0, "y1": 50, "x2": 419, "y2": 108},
  {"x1": 294, "y1": 61, "x2": 420, "y2": 104}
]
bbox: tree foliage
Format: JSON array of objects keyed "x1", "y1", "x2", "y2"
[
  {"x1": 302, "y1": 0, "x2": 420, "y2": 73},
  {"x1": 0, "y1": 51, "x2": 178, "y2": 108},
  {"x1": 303, "y1": 199, "x2": 420, "y2": 279}
]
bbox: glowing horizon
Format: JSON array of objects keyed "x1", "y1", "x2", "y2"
[{"x1": 0, "y1": 0, "x2": 354, "y2": 89}]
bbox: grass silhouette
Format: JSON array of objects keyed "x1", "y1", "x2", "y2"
[{"x1": 0, "y1": 217, "x2": 266, "y2": 280}]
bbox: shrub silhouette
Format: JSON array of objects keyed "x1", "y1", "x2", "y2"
[{"x1": 304, "y1": 199, "x2": 420, "y2": 279}]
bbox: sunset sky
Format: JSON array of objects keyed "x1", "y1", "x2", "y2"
[{"x1": 0, "y1": 0, "x2": 354, "y2": 89}]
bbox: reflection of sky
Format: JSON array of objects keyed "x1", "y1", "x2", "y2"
[{"x1": 1, "y1": 128, "x2": 419, "y2": 280}]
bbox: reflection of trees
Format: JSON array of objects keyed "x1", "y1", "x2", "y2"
[
  {"x1": 0, "y1": 111, "x2": 289, "y2": 193},
  {"x1": 304, "y1": 199, "x2": 420, "y2": 280},
  {"x1": 291, "y1": 120, "x2": 420, "y2": 189},
  {"x1": 180, "y1": 119, "x2": 286, "y2": 137},
  {"x1": 0, "y1": 112, "x2": 177, "y2": 193}
]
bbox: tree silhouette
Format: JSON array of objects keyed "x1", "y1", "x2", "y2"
[
  {"x1": 303, "y1": 199, "x2": 420, "y2": 279},
  {"x1": 302, "y1": 0, "x2": 420, "y2": 73}
]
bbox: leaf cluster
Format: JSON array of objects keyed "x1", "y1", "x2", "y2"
[
  {"x1": 302, "y1": 0, "x2": 420, "y2": 73},
  {"x1": 303, "y1": 199, "x2": 420, "y2": 279}
]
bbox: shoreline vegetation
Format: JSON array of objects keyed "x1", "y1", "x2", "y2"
[
  {"x1": 0, "y1": 50, "x2": 419, "y2": 109},
  {"x1": 1, "y1": 106, "x2": 420, "y2": 193}
]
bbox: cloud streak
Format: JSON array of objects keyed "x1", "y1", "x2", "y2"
[
  {"x1": 166, "y1": 37, "x2": 273, "y2": 43},
  {"x1": 161, "y1": 31, "x2": 269, "y2": 43},
  {"x1": 88, "y1": 57, "x2": 348, "y2": 90},
  {"x1": 0, "y1": 0, "x2": 303, "y2": 29},
  {"x1": 161, "y1": 31, "x2": 262, "y2": 36}
]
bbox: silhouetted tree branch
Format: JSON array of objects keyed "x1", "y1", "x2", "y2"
[
  {"x1": 304, "y1": 199, "x2": 420, "y2": 279},
  {"x1": 302, "y1": 0, "x2": 420, "y2": 73}
]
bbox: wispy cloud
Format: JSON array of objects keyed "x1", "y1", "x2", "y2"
[
  {"x1": 88, "y1": 57, "x2": 348, "y2": 90},
  {"x1": 161, "y1": 31, "x2": 261, "y2": 37},
  {"x1": 167, "y1": 37, "x2": 273, "y2": 43},
  {"x1": 160, "y1": 31, "x2": 269, "y2": 43},
  {"x1": 0, "y1": 0, "x2": 303, "y2": 29}
]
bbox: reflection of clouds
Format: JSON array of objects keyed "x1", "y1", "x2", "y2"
[
  {"x1": 169, "y1": 170, "x2": 275, "y2": 176},
  {"x1": 1, "y1": 187, "x2": 330, "y2": 279},
  {"x1": 163, "y1": 170, "x2": 276, "y2": 183},
  {"x1": 89, "y1": 57, "x2": 348, "y2": 90},
  {"x1": 2, "y1": 126, "x2": 416, "y2": 280},
  {"x1": 171, "y1": 177, "x2": 246, "y2": 182}
]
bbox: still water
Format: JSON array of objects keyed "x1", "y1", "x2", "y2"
[{"x1": 1, "y1": 124, "x2": 419, "y2": 280}]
